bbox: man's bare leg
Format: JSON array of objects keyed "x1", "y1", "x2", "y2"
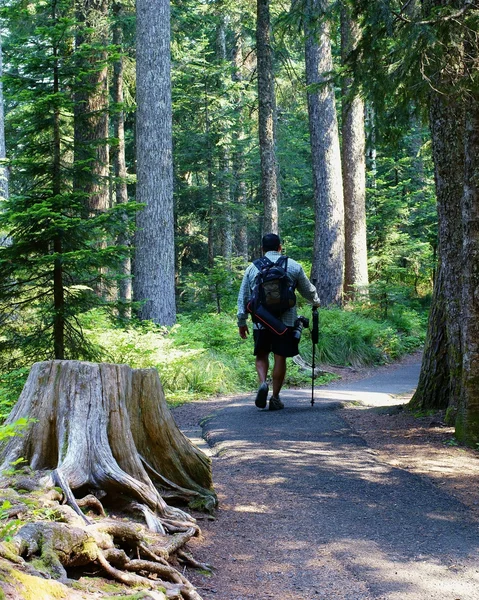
[
  {"x1": 255, "y1": 352, "x2": 269, "y2": 383},
  {"x1": 254, "y1": 352, "x2": 270, "y2": 408},
  {"x1": 272, "y1": 354, "x2": 286, "y2": 398}
]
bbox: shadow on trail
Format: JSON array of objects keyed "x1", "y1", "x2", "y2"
[{"x1": 202, "y1": 389, "x2": 479, "y2": 599}]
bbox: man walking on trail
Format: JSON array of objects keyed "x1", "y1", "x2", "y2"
[{"x1": 237, "y1": 233, "x2": 320, "y2": 411}]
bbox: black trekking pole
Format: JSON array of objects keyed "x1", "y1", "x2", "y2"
[
  {"x1": 311, "y1": 307, "x2": 318, "y2": 406},
  {"x1": 311, "y1": 303, "x2": 319, "y2": 406}
]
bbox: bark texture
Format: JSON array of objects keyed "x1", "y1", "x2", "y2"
[
  {"x1": 410, "y1": 262, "x2": 451, "y2": 410},
  {"x1": 411, "y1": 92, "x2": 464, "y2": 416},
  {"x1": 112, "y1": 1, "x2": 132, "y2": 317},
  {"x1": 456, "y1": 90, "x2": 479, "y2": 445},
  {"x1": 305, "y1": 0, "x2": 345, "y2": 306},
  {"x1": 341, "y1": 6, "x2": 368, "y2": 299},
  {"x1": 0, "y1": 361, "x2": 216, "y2": 513},
  {"x1": 257, "y1": 0, "x2": 280, "y2": 235},
  {"x1": 232, "y1": 23, "x2": 249, "y2": 260},
  {"x1": 134, "y1": 0, "x2": 176, "y2": 325},
  {"x1": 409, "y1": 0, "x2": 479, "y2": 445},
  {"x1": 216, "y1": 15, "x2": 233, "y2": 264},
  {"x1": 74, "y1": 0, "x2": 110, "y2": 214},
  {"x1": 0, "y1": 360, "x2": 215, "y2": 596},
  {"x1": 0, "y1": 34, "x2": 8, "y2": 203}
]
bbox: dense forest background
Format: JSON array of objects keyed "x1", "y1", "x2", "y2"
[{"x1": 0, "y1": 1, "x2": 478, "y2": 443}]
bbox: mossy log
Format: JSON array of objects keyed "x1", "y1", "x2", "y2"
[{"x1": 0, "y1": 360, "x2": 216, "y2": 599}]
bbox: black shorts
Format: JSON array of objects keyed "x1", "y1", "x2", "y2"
[{"x1": 253, "y1": 327, "x2": 299, "y2": 357}]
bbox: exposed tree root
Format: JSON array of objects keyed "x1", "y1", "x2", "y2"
[
  {"x1": 177, "y1": 549, "x2": 213, "y2": 572},
  {"x1": 52, "y1": 468, "x2": 92, "y2": 524},
  {"x1": 0, "y1": 503, "x2": 208, "y2": 598},
  {"x1": 77, "y1": 493, "x2": 107, "y2": 517},
  {"x1": 293, "y1": 354, "x2": 335, "y2": 376}
]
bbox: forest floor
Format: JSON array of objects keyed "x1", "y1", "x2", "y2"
[{"x1": 172, "y1": 352, "x2": 479, "y2": 600}]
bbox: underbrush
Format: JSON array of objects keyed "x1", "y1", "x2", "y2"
[
  {"x1": 0, "y1": 302, "x2": 426, "y2": 413},
  {"x1": 299, "y1": 305, "x2": 425, "y2": 368},
  {"x1": 81, "y1": 310, "x2": 318, "y2": 406}
]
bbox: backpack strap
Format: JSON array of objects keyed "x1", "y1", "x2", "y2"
[
  {"x1": 275, "y1": 255, "x2": 288, "y2": 271},
  {"x1": 253, "y1": 256, "x2": 273, "y2": 271}
]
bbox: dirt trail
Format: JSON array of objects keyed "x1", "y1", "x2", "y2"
[{"x1": 173, "y1": 356, "x2": 479, "y2": 600}]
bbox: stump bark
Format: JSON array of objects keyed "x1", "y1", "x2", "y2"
[
  {"x1": 0, "y1": 361, "x2": 216, "y2": 514},
  {"x1": 0, "y1": 361, "x2": 216, "y2": 598}
]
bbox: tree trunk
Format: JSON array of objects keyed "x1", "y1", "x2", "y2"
[
  {"x1": 216, "y1": 14, "x2": 233, "y2": 264},
  {"x1": 409, "y1": 261, "x2": 451, "y2": 410},
  {"x1": 0, "y1": 361, "x2": 214, "y2": 597},
  {"x1": 456, "y1": 89, "x2": 479, "y2": 445},
  {"x1": 74, "y1": 0, "x2": 110, "y2": 214},
  {"x1": 232, "y1": 23, "x2": 249, "y2": 260},
  {"x1": 0, "y1": 361, "x2": 216, "y2": 512},
  {"x1": 305, "y1": 0, "x2": 345, "y2": 306},
  {"x1": 112, "y1": 1, "x2": 132, "y2": 318},
  {"x1": 341, "y1": 4, "x2": 368, "y2": 300},
  {"x1": 410, "y1": 86, "x2": 464, "y2": 418},
  {"x1": 257, "y1": 0, "x2": 280, "y2": 235},
  {"x1": 134, "y1": 0, "x2": 176, "y2": 325},
  {"x1": 0, "y1": 33, "x2": 8, "y2": 203},
  {"x1": 52, "y1": 21, "x2": 65, "y2": 360}
]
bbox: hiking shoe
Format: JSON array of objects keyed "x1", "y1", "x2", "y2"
[
  {"x1": 255, "y1": 382, "x2": 269, "y2": 408},
  {"x1": 269, "y1": 396, "x2": 284, "y2": 411}
]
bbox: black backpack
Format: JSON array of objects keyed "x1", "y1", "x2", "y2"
[{"x1": 247, "y1": 256, "x2": 296, "y2": 318}]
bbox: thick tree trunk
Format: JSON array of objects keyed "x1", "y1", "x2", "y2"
[
  {"x1": 341, "y1": 5, "x2": 368, "y2": 300},
  {"x1": 305, "y1": 0, "x2": 345, "y2": 306},
  {"x1": 134, "y1": 0, "x2": 176, "y2": 325},
  {"x1": 0, "y1": 361, "x2": 216, "y2": 513},
  {"x1": 257, "y1": 0, "x2": 280, "y2": 235},
  {"x1": 52, "y1": 27, "x2": 65, "y2": 360},
  {"x1": 0, "y1": 34, "x2": 8, "y2": 203},
  {"x1": 410, "y1": 89, "x2": 464, "y2": 418},
  {"x1": 112, "y1": 1, "x2": 132, "y2": 318},
  {"x1": 410, "y1": 261, "x2": 451, "y2": 410},
  {"x1": 456, "y1": 92, "x2": 479, "y2": 445}
]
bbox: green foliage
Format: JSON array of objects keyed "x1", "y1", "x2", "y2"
[
  {"x1": 80, "y1": 303, "x2": 426, "y2": 407},
  {"x1": 299, "y1": 307, "x2": 424, "y2": 368},
  {"x1": 179, "y1": 256, "x2": 247, "y2": 314},
  {"x1": 0, "y1": 500, "x2": 22, "y2": 541},
  {"x1": 0, "y1": 418, "x2": 30, "y2": 442},
  {"x1": 0, "y1": 0, "x2": 138, "y2": 366},
  {"x1": 0, "y1": 369, "x2": 29, "y2": 419}
]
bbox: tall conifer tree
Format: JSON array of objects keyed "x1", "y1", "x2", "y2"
[
  {"x1": 257, "y1": 0, "x2": 280, "y2": 234},
  {"x1": 304, "y1": 0, "x2": 345, "y2": 305},
  {"x1": 0, "y1": 0, "x2": 133, "y2": 362},
  {"x1": 0, "y1": 33, "x2": 7, "y2": 204},
  {"x1": 341, "y1": 3, "x2": 368, "y2": 299},
  {"x1": 134, "y1": 0, "x2": 176, "y2": 325}
]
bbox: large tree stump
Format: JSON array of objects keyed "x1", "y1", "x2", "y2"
[
  {"x1": 0, "y1": 361, "x2": 216, "y2": 514},
  {"x1": 0, "y1": 361, "x2": 216, "y2": 598}
]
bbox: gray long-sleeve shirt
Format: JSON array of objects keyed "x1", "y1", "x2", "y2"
[{"x1": 236, "y1": 251, "x2": 320, "y2": 328}]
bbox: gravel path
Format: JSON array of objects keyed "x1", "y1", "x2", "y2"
[{"x1": 173, "y1": 358, "x2": 479, "y2": 600}]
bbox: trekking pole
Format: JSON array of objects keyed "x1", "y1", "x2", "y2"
[
  {"x1": 311, "y1": 277, "x2": 319, "y2": 406},
  {"x1": 311, "y1": 306, "x2": 319, "y2": 406}
]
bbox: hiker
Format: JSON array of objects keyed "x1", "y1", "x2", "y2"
[{"x1": 237, "y1": 233, "x2": 320, "y2": 410}]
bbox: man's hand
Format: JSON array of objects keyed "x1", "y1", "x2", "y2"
[{"x1": 238, "y1": 325, "x2": 249, "y2": 339}]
